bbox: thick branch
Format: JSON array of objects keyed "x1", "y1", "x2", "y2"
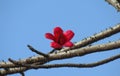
[
  {"x1": 0, "y1": 24, "x2": 119, "y2": 69},
  {"x1": 1, "y1": 40, "x2": 120, "y2": 68},
  {"x1": 106, "y1": 0, "x2": 120, "y2": 11},
  {"x1": 17, "y1": 54, "x2": 120, "y2": 69},
  {"x1": 0, "y1": 24, "x2": 120, "y2": 75},
  {"x1": 60, "y1": 24, "x2": 120, "y2": 52},
  {"x1": 0, "y1": 40, "x2": 120, "y2": 75}
]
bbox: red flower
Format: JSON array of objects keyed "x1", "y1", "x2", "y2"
[{"x1": 45, "y1": 26, "x2": 74, "y2": 49}]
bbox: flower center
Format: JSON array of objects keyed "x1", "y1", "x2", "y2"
[{"x1": 57, "y1": 34, "x2": 66, "y2": 45}]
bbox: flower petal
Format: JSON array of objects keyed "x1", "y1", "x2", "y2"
[
  {"x1": 53, "y1": 27, "x2": 64, "y2": 42},
  {"x1": 54, "y1": 27, "x2": 63, "y2": 35},
  {"x1": 45, "y1": 33, "x2": 55, "y2": 40},
  {"x1": 51, "y1": 42, "x2": 62, "y2": 49},
  {"x1": 64, "y1": 30, "x2": 74, "y2": 41},
  {"x1": 64, "y1": 41, "x2": 74, "y2": 47}
]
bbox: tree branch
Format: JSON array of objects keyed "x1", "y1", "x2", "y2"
[
  {"x1": 0, "y1": 24, "x2": 120, "y2": 75},
  {"x1": 1, "y1": 40, "x2": 120, "y2": 69},
  {"x1": 60, "y1": 23, "x2": 120, "y2": 52},
  {"x1": 0, "y1": 24, "x2": 119, "y2": 69},
  {"x1": 0, "y1": 1, "x2": 119, "y2": 75},
  {"x1": 105, "y1": 0, "x2": 120, "y2": 11},
  {"x1": 0, "y1": 40, "x2": 120, "y2": 75},
  {"x1": 1, "y1": 53, "x2": 120, "y2": 75},
  {"x1": 27, "y1": 45, "x2": 49, "y2": 57},
  {"x1": 16, "y1": 53, "x2": 120, "y2": 69}
]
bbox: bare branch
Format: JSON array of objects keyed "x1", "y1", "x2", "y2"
[
  {"x1": 8, "y1": 58, "x2": 26, "y2": 67},
  {"x1": 60, "y1": 24, "x2": 120, "y2": 52},
  {"x1": 0, "y1": 24, "x2": 119, "y2": 69},
  {"x1": 27, "y1": 45, "x2": 49, "y2": 57},
  {"x1": 105, "y1": 0, "x2": 120, "y2": 11},
  {"x1": 0, "y1": 53, "x2": 120, "y2": 75},
  {"x1": 0, "y1": 40, "x2": 120, "y2": 75},
  {"x1": 0, "y1": 67, "x2": 27, "y2": 75},
  {"x1": 1, "y1": 40, "x2": 120, "y2": 69},
  {"x1": 0, "y1": 24, "x2": 120, "y2": 75},
  {"x1": 21, "y1": 54, "x2": 120, "y2": 69}
]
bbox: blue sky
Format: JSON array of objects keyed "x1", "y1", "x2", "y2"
[{"x1": 0, "y1": 0, "x2": 120, "y2": 76}]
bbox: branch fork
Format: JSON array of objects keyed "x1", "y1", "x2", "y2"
[{"x1": 0, "y1": 24, "x2": 120, "y2": 76}]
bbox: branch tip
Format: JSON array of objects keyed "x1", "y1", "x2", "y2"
[
  {"x1": 27, "y1": 44, "x2": 49, "y2": 57},
  {"x1": 8, "y1": 58, "x2": 18, "y2": 65}
]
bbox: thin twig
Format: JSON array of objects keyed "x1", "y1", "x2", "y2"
[
  {"x1": 1, "y1": 61, "x2": 9, "y2": 71},
  {"x1": 8, "y1": 58, "x2": 23, "y2": 66},
  {"x1": 8, "y1": 58, "x2": 32, "y2": 69},
  {"x1": 27, "y1": 45, "x2": 49, "y2": 57}
]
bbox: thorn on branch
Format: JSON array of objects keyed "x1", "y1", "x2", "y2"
[
  {"x1": 4, "y1": 68, "x2": 9, "y2": 71},
  {"x1": 8, "y1": 58, "x2": 20, "y2": 65},
  {"x1": 8, "y1": 58, "x2": 27, "y2": 67},
  {"x1": 2, "y1": 60, "x2": 9, "y2": 71},
  {"x1": 84, "y1": 38, "x2": 87, "y2": 40},
  {"x1": 93, "y1": 33, "x2": 97, "y2": 35},
  {"x1": 8, "y1": 58, "x2": 44, "y2": 69},
  {"x1": 8, "y1": 58, "x2": 31, "y2": 69},
  {"x1": 108, "y1": 41, "x2": 111, "y2": 43},
  {"x1": 109, "y1": 26, "x2": 114, "y2": 30},
  {"x1": 27, "y1": 45, "x2": 49, "y2": 57}
]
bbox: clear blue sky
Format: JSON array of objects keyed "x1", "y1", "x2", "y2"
[{"x1": 0, "y1": 0, "x2": 120, "y2": 76}]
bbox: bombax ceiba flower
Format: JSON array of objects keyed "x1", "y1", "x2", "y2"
[{"x1": 45, "y1": 26, "x2": 74, "y2": 49}]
